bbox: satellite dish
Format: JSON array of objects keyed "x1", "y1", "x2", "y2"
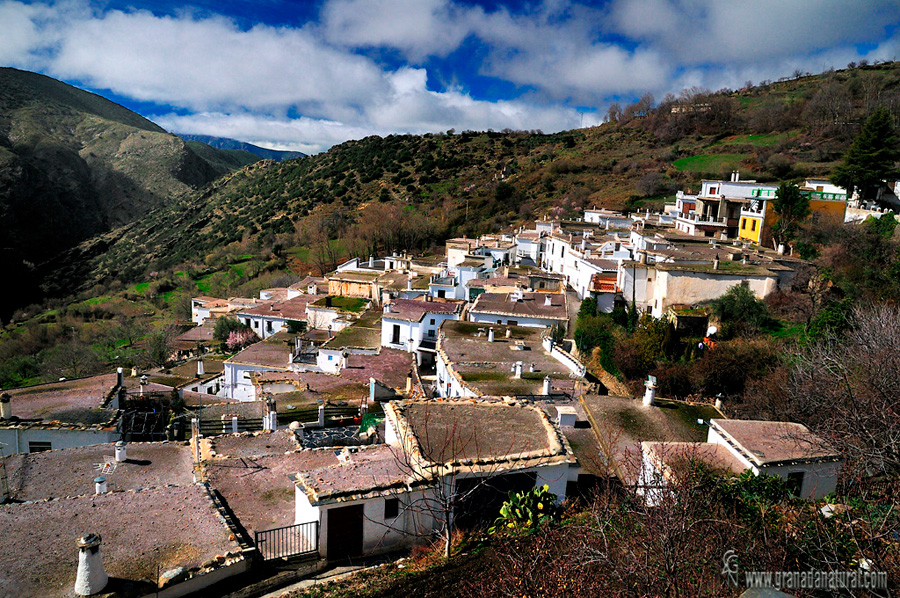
[{"x1": 706, "y1": 325, "x2": 718, "y2": 337}]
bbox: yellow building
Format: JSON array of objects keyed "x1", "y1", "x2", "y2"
[{"x1": 739, "y1": 184, "x2": 847, "y2": 247}]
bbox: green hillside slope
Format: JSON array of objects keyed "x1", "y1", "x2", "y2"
[
  {"x1": 35, "y1": 62, "x2": 900, "y2": 302},
  {"x1": 0, "y1": 68, "x2": 260, "y2": 318}
]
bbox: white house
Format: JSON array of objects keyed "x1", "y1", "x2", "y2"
[
  {"x1": 290, "y1": 400, "x2": 576, "y2": 561},
  {"x1": 468, "y1": 290, "x2": 568, "y2": 329},
  {"x1": 381, "y1": 297, "x2": 463, "y2": 366},
  {"x1": 638, "y1": 419, "x2": 841, "y2": 506},
  {"x1": 236, "y1": 295, "x2": 318, "y2": 339}
]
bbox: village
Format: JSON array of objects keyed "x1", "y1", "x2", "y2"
[{"x1": 0, "y1": 174, "x2": 888, "y2": 598}]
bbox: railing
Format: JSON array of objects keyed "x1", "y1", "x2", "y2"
[
  {"x1": 675, "y1": 213, "x2": 728, "y2": 225},
  {"x1": 255, "y1": 521, "x2": 319, "y2": 561}
]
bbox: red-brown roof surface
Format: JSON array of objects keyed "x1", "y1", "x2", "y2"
[
  {"x1": 470, "y1": 292, "x2": 567, "y2": 321},
  {"x1": 5, "y1": 374, "x2": 117, "y2": 423},
  {"x1": 711, "y1": 419, "x2": 839, "y2": 466}
]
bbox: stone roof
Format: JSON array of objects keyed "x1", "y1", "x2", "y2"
[
  {"x1": 3, "y1": 442, "x2": 194, "y2": 502},
  {"x1": 226, "y1": 332, "x2": 295, "y2": 369},
  {"x1": 341, "y1": 348, "x2": 414, "y2": 390},
  {"x1": 469, "y1": 291, "x2": 567, "y2": 321},
  {"x1": 238, "y1": 294, "x2": 318, "y2": 321},
  {"x1": 0, "y1": 485, "x2": 242, "y2": 598},
  {"x1": 382, "y1": 297, "x2": 463, "y2": 323},
  {"x1": 386, "y1": 399, "x2": 576, "y2": 474},
  {"x1": 642, "y1": 441, "x2": 747, "y2": 480},
  {"x1": 291, "y1": 444, "x2": 411, "y2": 504},
  {"x1": 3, "y1": 374, "x2": 118, "y2": 426},
  {"x1": 710, "y1": 419, "x2": 840, "y2": 466}
]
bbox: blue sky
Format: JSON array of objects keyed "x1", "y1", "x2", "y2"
[{"x1": 3, "y1": 0, "x2": 900, "y2": 153}]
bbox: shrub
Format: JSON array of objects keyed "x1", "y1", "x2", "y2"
[{"x1": 489, "y1": 484, "x2": 560, "y2": 535}]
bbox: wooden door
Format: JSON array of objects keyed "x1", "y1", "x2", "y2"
[{"x1": 327, "y1": 504, "x2": 364, "y2": 561}]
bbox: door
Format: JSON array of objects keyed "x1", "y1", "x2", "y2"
[
  {"x1": 391, "y1": 324, "x2": 401, "y2": 344},
  {"x1": 327, "y1": 504, "x2": 364, "y2": 561}
]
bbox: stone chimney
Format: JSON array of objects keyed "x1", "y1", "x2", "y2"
[
  {"x1": 94, "y1": 477, "x2": 107, "y2": 495},
  {"x1": 114, "y1": 441, "x2": 127, "y2": 463},
  {"x1": 74, "y1": 533, "x2": 108, "y2": 596},
  {"x1": 0, "y1": 393, "x2": 10, "y2": 420},
  {"x1": 487, "y1": 328, "x2": 495, "y2": 343},
  {"x1": 542, "y1": 376, "x2": 552, "y2": 396}
]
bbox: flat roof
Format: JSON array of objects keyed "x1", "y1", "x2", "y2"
[
  {"x1": 238, "y1": 294, "x2": 318, "y2": 320},
  {"x1": 226, "y1": 332, "x2": 294, "y2": 369},
  {"x1": 4, "y1": 374, "x2": 117, "y2": 425},
  {"x1": 204, "y1": 443, "x2": 336, "y2": 533},
  {"x1": 469, "y1": 291, "x2": 567, "y2": 321},
  {"x1": 643, "y1": 441, "x2": 747, "y2": 478},
  {"x1": 4, "y1": 442, "x2": 194, "y2": 502},
  {"x1": 292, "y1": 444, "x2": 411, "y2": 504},
  {"x1": 382, "y1": 297, "x2": 462, "y2": 323},
  {"x1": 438, "y1": 321, "x2": 573, "y2": 396},
  {"x1": 710, "y1": 419, "x2": 839, "y2": 466},
  {"x1": 341, "y1": 348, "x2": 414, "y2": 390},
  {"x1": 0, "y1": 485, "x2": 241, "y2": 598}
]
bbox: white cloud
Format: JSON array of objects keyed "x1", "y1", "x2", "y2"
[
  {"x1": 2, "y1": 0, "x2": 900, "y2": 152},
  {"x1": 321, "y1": 0, "x2": 472, "y2": 61},
  {"x1": 608, "y1": 0, "x2": 900, "y2": 66}
]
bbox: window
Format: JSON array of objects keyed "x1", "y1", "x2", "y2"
[
  {"x1": 430, "y1": 319, "x2": 435, "y2": 325},
  {"x1": 28, "y1": 441, "x2": 51, "y2": 453},
  {"x1": 741, "y1": 219, "x2": 746, "y2": 230},
  {"x1": 437, "y1": 290, "x2": 446, "y2": 298},
  {"x1": 391, "y1": 324, "x2": 401, "y2": 345},
  {"x1": 428, "y1": 329, "x2": 436, "y2": 337},
  {"x1": 384, "y1": 497, "x2": 400, "y2": 519},
  {"x1": 266, "y1": 321, "x2": 273, "y2": 332},
  {"x1": 538, "y1": 281, "x2": 545, "y2": 289},
  {"x1": 508, "y1": 320, "x2": 518, "y2": 326},
  {"x1": 751, "y1": 220, "x2": 757, "y2": 231},
  {"x1": 328, "y1": 355, "x2": 333, "y2": 361},
  {"x1": 497, "y1": 319, "x2": 502, "y2": 324},
  {"x1": 709, "y1": 186, "x2": 718, "y2": 195}
]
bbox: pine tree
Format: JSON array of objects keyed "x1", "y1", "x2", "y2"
[
  {"x1": 771, "y1": 182, "x2": 810, "y2": 247},
  {"x1": 832, "y1": 107, "x2": 900, "y2": 200}
]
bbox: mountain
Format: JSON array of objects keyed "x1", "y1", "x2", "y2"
[
  {"x1": 36, "y1": 62, "x2": 900, "y2": 303},
  {"x1": 179, "y1": 134, "x2": 306, "y2": 162},
  {"x1": 0, "y1": 68, "x2": 256, "y2": 319}
]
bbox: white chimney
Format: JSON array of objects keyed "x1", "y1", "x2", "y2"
[
  {"x1": 94, "y1": 476, "x2": 107, "y2": 494},
  {"x1": 713, "y1": 255, "x2": 720, "y2": 270},
  {"x1": 407, "y1": 277, "x2": 413, "y2": 291},
  {"x1": 384, "y1": 303, "x2": 391, "y2": 314},
  {"x1": 542, "y1": 376, "x2": 552, "y2": 395},
  {"x1": 114, "y1": 441, "x2": 127, "y2": 463},
  {"x1": 308, "y1": 283, "x2": 317, "y2": 295},
  {"x1": 232, "y1": 416, "x2": 239, "y2": 434},
  {"x1": 318, "y1": 403, "x2": 325, "y2": 427},
  {"x1": 0, "y1": 393, "x2": 10, "y2": 420},
  {"x1": 197, "y1": 359, "x2": 205, "y2": 377},
  {"x1": 116, "y1": 367, "x2": 123, "y2": 388},
  {"x1": 643, "y1": 375, "x2": 657, "y2": 406},
  {"x1": 505, "y1": 329, "x2": 512, "y2": 338},
  {"x1": 488, "y1": 328, "x2": 495, "y2": 342},
  {"x1": 74, "y1": 533, "x2": 108, "y2": 596},
  {"x1": 529, "y1": 363, "x2": 536, "y2": 373},
  {"x1": 513, "y1": 361, "x2": 523, "y2": 378},
  {"x1": 369, "y1": 255, "x2": 375, "y2": 268},
  {"x1": 544, "y1": 295, "x2": 552, "y2": 307}
]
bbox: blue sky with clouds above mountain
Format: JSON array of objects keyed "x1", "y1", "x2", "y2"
[{"x1": 2, "y1": 0, "x2": 900, "y2": 153}]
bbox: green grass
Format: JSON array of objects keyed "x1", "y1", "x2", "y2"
[
  {"x1": 673, "y1": 153, "x2": 747, "y2": 173},
  {"x1": 129, "y1": 282, "x2": 150, "y2": 294},
  {"x1": 313, "y1": 296, "x2": 368, "y2": 313}
]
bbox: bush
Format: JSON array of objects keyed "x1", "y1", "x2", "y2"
[
  {"x1": 712, "y1": 284, "x2": 771, "y2": 338},
  {"x1": 489, "y1": 484, "x2": 560, "y2": 535}
]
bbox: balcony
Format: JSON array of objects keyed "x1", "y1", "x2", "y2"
[{"x1": 676, "y1": 213, "x2": 729, "y2": 226}]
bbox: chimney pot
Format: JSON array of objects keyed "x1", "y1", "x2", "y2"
[
  {"x1": 114, "y1": 441, "x2": 127, "y2": 463},
  {"x1": 75, "y1": 533, "x2": 108, "y2": 596},
  {"x1": 0, "y1": 393, "x2": 11, "y2": 420},
  {"x1": 94, "y1": 477, "x2": 107, "y2": 494}
]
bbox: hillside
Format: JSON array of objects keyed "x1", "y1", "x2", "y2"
[
  {"x1": 0, "y1": 68, "x2": 258, "y2": 318},
  {"x1": 180, "y1": 134, "x2": 306, "y2": 162},
  {"x1": 30, "y1": 62, "x2": 900, "y2": 304}
]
